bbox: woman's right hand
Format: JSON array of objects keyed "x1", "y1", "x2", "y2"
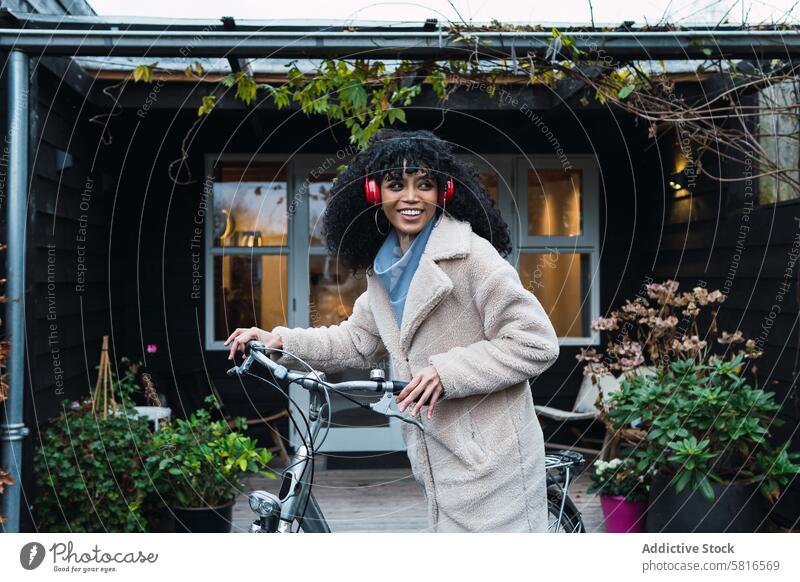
[{"x1": 223, "y1": 327, "x2": 283, "y2": 361}]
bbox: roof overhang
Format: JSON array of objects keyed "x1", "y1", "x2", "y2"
[{"x1": 2, "y1": 11, "x2": 800, "y2": 59}]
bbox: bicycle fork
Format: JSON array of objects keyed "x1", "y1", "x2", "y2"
[{"x1": 248, "y1": 384, "x2": 331, "y2": 533}]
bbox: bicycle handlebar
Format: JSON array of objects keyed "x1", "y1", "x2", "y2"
[{"x1": 226, "y1": 340, "x2": 409, "y2": 395}]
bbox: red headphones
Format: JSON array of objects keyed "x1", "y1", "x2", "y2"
[{"x1": 365, "y1": 174, "x2": 455, "y2": 207}]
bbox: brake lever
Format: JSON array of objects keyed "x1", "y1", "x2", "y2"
[{"x1": 369, "y1": 389, "x2": 424, "y2": 430}]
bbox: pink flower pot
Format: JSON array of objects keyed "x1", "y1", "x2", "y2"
[{"x1": 600, "y1": 494, "x2": 647, "y2": 533}]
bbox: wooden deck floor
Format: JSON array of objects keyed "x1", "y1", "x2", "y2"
[{"x1": 233, "y1": 453, "x2": 606, "y2": 533}]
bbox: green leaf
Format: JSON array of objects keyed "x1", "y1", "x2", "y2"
[
  {"x1": 698, "y1": 476, "x2": 715, "y2": 501},
  {"x1": 197, "y1": 95, "x2": 217, "y2": 117},
  {"x1": 340, "y1": 80, "x2": 368, "y2": 110},
  {"x1": 132, "y1": 63, "x2": 157, "y2": 83},
  {"x1": 617, "y1": 84, "x2": 635, "y2": 99},
  {"x1": 674, "y1": 470, "x2": 691, "y2": 493}
]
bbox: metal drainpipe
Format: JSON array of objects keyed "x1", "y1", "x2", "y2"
[{"x1": 1, "y1": 50, "x2": 31, "y2": 534}]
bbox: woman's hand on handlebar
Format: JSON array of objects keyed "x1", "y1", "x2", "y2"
[
  {"x1": 395, "y1": 365, "x2": 443, "y2": 419},
  {"x1": 224, "y1": 327, "x2": 283, "y2": 361}
]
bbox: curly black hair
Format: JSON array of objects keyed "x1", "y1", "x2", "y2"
[{"x1": 323, "y1": 128, "x2": 512, "y2": 272}]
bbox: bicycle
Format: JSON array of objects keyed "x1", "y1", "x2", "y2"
[{"x1": 227, "y1": 340, "x2": 585, "y2": 533}]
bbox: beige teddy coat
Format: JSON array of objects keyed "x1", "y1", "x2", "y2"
[{"x1": 271, "y1": 213, "x2": 561, "y2": 532}]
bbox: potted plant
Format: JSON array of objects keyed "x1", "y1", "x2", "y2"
[
  {"x1": 579, "y1": 280, "x2": 800, "y2": 532},
  {"x1": 587, "y1": 454, "x2": 652, "y2": 532},
  {"x1": 33, "y1": 396, "x2": 157, "y2": 532},
  {"x1": 607, "y1": 355, "x2": 800, "y2": 532},
  {"x1": 148, "y1": 395, "x2": 277, "y2": 532}
]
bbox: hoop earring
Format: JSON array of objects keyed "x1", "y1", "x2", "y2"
[{"x1": 374, "y1": 207, "x2": 387, "y2": 235}]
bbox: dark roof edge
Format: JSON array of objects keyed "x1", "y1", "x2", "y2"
[
  {"x1": 6, "y1": 11, "x2": 800, "y2": 32},
  {"x1": 2, "y1": 10, "x2": 800, "y2": 59}
]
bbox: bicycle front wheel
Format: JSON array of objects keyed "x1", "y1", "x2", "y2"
[{"x1": 546, "y1": 484, "x2": 585, "y2": 533}]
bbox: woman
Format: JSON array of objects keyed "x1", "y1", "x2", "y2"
[{"x1": 224, "y1": 128, "x2": 560, "y2": 532}]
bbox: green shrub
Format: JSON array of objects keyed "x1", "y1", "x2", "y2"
[
  {"x1": 606, "y1": 354, "x2": 800, "y2": 502},
  {"x1": 33, "y1": 398, "x2": 157, "y2": 532},
  {"x1": 148, "y1": 395, "x2": 276, "y2": 508}
]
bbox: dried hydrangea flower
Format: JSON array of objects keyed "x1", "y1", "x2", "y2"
[
  {"x1": 649, "y1": 315, "x2": 678, "y2": 336},
  {"x1": 682, "y1": 301, "x2": 700, "y2": 316},
  {"x1": 591, "y1": 316, "x2": 619, "y2": 331},
  {"x1": 646, "y1": 280, "x2": 680, "y2": 303},
  {"x1": 718, "y1": 330, "x2": 745, "y2": 344},
  {"x1": 582, "y1": 361, "x2": 611, "y2": 378},
  {"x1": 576, "y1": 346, "x2": 602, "y2": 362},
  {"x1": 675, "y1": 335, "x2": 707, "y2": 355},
  {"x1": 621, "y1": 300, "x2": 650, "y2": 317},
  {"x1": 743, "y1": 338, "x2": 764, "y2": 359},
  {"x1": 614, "y1": 339, "x2": 645, "y2": 369}
]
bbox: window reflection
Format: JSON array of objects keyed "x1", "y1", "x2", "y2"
[
  {"x1": 213, "y1": 255, "x2": 288, "y2": 341},
  {"x1": 213, "y1": 161, "x2": 288, "y2": 247},
  {"x1": 527, "y1": 169, "x2": 582, "y2": 236},
  {"x1": 518, "y1": 252, "x2": 590, "y2": 338},
  {"x1": 308, "y1": 173, "x2": 336, "y2": 246},
  {"x1": 309, "y1": 256, "x2": 367, "y2": 327}
]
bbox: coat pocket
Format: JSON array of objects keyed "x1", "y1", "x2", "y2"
[
  {"x1": 467, "y1": 394, "x2": 518, "y2": 458},
  {"x1": 437, "y1": 408, "x2": 487, "y2": 469},
  {"x1": 458, "y1": 410, "x2": 491, "y2": 467},
  {"x1": 466, "y1": 410, "x2": 488, "y2": 453},
  {"x1": 426, "y1": 401, "x2": 497, "y2": 475}
]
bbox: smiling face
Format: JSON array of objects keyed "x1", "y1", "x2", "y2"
[{"x1": 379, "y1": 160, "x2": 439, "y2": 242}]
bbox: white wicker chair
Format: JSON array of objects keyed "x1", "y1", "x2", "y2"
[{"x1": 536, "y1": 366, "x2": 656, "y2": 457}]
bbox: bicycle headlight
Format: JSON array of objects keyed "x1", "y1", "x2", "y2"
[{"x1": 249, "y1": 490, "x2": 281, "y2": 517}]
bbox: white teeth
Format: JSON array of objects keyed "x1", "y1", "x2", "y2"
[{"x1": 399, "y1": 209, "x2": 422, "y2": 216}]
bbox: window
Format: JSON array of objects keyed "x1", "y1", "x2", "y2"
[
  {"x1": 207, "y1": 158, "x2": 290, "y2": 346},
  {"x1": 517, "y1": 251, "x2": 591, "y2": 339},
  {"x1": 514, "y1": 157, "x2": 599, "y2": 345},
  {"x1": 526, "y1": 169, "x2": 582, "y2": 236},
  {"x1": 758, "y1": 79, "x2": 800, "y2": 204}
]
